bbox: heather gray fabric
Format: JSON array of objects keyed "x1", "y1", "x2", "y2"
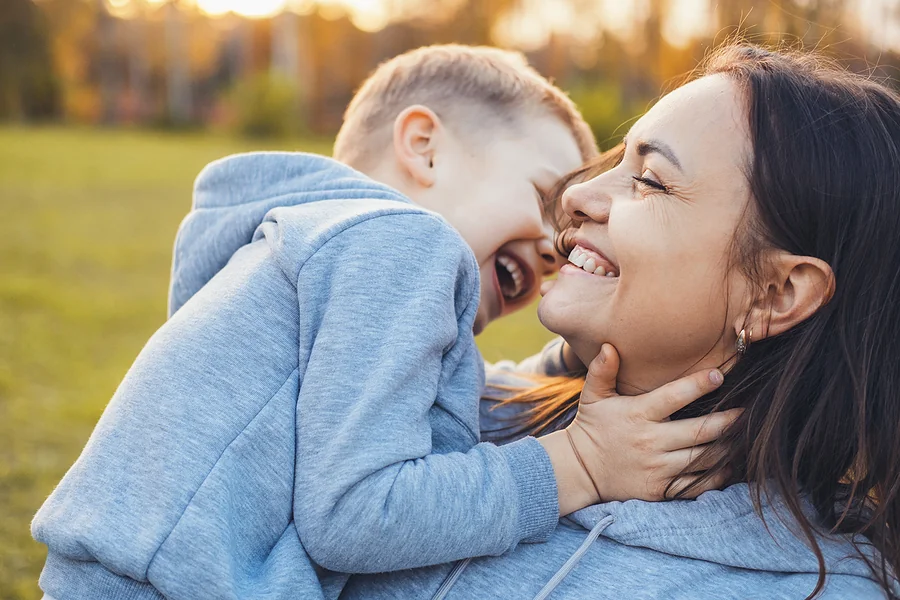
[
  {"x1": 32, "y1": 152, "x2": 559, "y2": 600},
  {"x1": 344, "y1": 357, "x2": 890, "y2": 599}
]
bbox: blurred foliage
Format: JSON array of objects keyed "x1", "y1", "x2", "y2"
[
  {"x1": 0, "y1": 0, "x2": 60, "y2": 120},
  {"x1": 3, "y1": 0, "x2": 895, "y2": 142},
  {"x1": 228, "y1": 73, "x2": 304, "y2": 138},
  {"x1": 567, "y1": 81, "x2": 643, "y2": 148}
]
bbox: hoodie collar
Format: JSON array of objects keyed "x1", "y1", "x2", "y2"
[{"x1": 565, "y1": 483, "x2": 878, "y2": 579}]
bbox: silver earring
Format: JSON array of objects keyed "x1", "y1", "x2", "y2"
[{"x1": 736, "y1": 328, "x2": 752, "y2": 358}]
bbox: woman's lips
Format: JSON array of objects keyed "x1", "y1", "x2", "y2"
[{"x1": 559, "y1": 263, "x2": 618, "y2": 279}]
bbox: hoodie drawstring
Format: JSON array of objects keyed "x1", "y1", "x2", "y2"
[
  {"x1": 431, "y1": 515, "x2": 614, "y2": 600},
  {"x1": 431, "y1": 558, "x2": 472, "y2": 600},
  {"x1": 532, "y1": 515, "x2": 615, "y2": 600}
]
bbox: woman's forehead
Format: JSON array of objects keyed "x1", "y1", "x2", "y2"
[{"x1": 627, "y1": 75, "x2": 750, "y2": 175}]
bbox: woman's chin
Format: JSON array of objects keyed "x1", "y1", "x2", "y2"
[
  {"x1": 539, "y1": 277, "x2": 601, "y2": 327},
  {"x1": 537, "y1": 292, "x2": 578, "y2": 339},
  {"x1": 536, "y1": 294, "x2": 557, "y2": 329}
]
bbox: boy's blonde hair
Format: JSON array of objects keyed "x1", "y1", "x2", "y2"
[{"x1": 333, "y1": 44, "x2": 598, "y2": 169}]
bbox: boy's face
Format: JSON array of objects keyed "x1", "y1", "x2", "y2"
[{"x1": 431, "y1": 115, "x2": 584, "y2": 334}]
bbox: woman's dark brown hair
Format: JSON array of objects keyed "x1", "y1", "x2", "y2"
[{"x1": 498, "y1": 44, "x2": 900, "y2": 599}]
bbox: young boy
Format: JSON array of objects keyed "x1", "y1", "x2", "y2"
[{"x1": 33, "y1": 46, "x2": 597, "y2": 600}]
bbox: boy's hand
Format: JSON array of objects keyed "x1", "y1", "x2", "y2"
[{"x1": 540, "y1": 344, "x2": 739, "y2": 515}]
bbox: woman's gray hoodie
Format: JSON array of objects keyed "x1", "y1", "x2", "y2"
[{"x1": 340, "y1": 347, "x2": 889, "y2": 599}]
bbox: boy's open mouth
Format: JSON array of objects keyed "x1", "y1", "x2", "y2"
[{"x1": 495, "y1": 252, "x2": 534, "y2": 303}]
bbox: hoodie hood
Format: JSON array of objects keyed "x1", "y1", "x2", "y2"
[
  {"x1": 168, "y1": 152, "x2": 409, "y2": 316},
  {"x1": 566, "y1": 483, "x2": 878, "y2": 579},
  {"x1": 478, "y1": 365, "x2": 887, "y2": 596},
  {"x1": 427, "y1": 482, "x2": 888, "y2": 600}
]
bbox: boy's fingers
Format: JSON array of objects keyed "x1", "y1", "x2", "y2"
[
  {"x1": 658, "y1": 408, "x2": 743, "y2": 451},
  {"x1": 664, "y1": 443, "x2": 727, "y2": 475},
  {"x1": 639, "y1": 368, "x2": 724, "y2": 421},
  {"x1": 668, "y1": 471, "x2": 729, "y2": 499},
  {"x1": 580, "y1": 344, "x2": 620, "y2": 405}
]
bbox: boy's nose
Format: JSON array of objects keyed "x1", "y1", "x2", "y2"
[{"x1": 537, "y1": 233, "x2": 564, "y2": 275}]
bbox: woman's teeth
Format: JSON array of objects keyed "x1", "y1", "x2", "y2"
[{"x1": 568, "y1": 247, "x2": 618, "y2": 277}]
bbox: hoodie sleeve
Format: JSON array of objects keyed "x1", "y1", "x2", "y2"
[
  {"x1": 284, "y1": 212, "x2": 559, "y2": 574},
  {"x1": 487, "y1": 337, "x2": 571, "y2": 377},
  {"x1": 479, "y1": 339, "x2": 579, "y2": 444}
]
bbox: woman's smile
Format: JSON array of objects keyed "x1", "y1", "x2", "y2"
[{"x1": 566, "y1": 245, "x2": 619, "y2": 278}]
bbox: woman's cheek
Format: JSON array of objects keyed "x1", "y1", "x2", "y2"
[{"x1": 618, "y1": 264, "x2": 722, "y2": 340}]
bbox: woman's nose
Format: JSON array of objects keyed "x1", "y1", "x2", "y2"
[{"x1": 561, "y1": 178, "x2": 610, "y2": 224}]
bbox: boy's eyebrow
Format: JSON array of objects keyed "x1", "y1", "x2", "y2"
[
  {"x1": 532, "y1": 184, "x2": 553, "y2": 219},
  {"x1": 623, "y1": 136, "x2": 684, "y2": 173},
  {"x1": 533, "y1": 184, "x2": 550, "y2": 206}
]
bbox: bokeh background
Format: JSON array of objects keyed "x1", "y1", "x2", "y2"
[{"x1": 2, "y1": 0, "x2": 899, "y2": 597}]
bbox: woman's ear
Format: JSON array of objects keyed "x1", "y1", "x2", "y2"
[
  {"x1": 392, "y1": 105, "x2": 441, "y2": 188},
  {"x1": 745, "y1": 252, "x2": 835, "y2": 340}
]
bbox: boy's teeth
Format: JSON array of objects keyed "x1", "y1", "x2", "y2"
[{"x1": 497, "y1": 254, "x2": 525, "y2": 298}]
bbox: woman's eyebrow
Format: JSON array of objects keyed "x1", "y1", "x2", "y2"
[
  {"x1": 623, "y1": 136, "x2": 684, "y2": 173},
  {"x1": 637, "y1": 140, "x2": 683, "y2": 173}
]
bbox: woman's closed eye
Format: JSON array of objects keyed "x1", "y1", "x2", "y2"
[{"x1": 632, "y1": 169, "x2": 669, "y2": 194}]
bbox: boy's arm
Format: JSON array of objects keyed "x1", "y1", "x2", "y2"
[
  {"x1": 487, "y1": 337, "x2": 578, "y2": 377},
  {"x1": 291, "y1": 214, "x2": 559, "y2": 574},
  {"x1": 480, "y1": 339, "x2": 583, "y2": 443}
]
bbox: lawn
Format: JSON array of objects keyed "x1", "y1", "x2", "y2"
[{"x1": 0, "y1": 126, "x2": 554, "y2": 599}]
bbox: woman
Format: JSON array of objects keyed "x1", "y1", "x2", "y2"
[{"x1": 341, "y1": 44, "x2": 900, "y2": 599}]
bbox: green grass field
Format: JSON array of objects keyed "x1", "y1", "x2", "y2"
[{"x1": 0, "y1": 126, "x2": 553, "y2": 599}]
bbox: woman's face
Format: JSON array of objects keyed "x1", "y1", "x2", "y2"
[{"x1": 539, "y1": 74, "x2": 755, "y2": 393}]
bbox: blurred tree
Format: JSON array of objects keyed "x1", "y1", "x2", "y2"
[
  {"x1": 272, "y1": 9, "x2": 299, "y2": 84},
  {"x1": 164, "y1": 0, "x2": 192, "y2": 124},
  {"x1": 567, "y1": 80, "x2": 632, "y2": 145},
  {"x1": 38, "y1": 0, "x2": 104, "y2": 122},
  {"x1": 17, "y1": 0, "x2": 900, "y2": 133},
  {"x1": 227, "y1": 72, "x2": 303, "y2": 137},
  {"x1": 270, "y1": 9, "x2": 300, "y2": 120},
  {"x1": 96, "y1": 0, "x2": 119, "y2": 124},
  {"x1": 0, "y1": 0, "x2": 60, "y2": 120},
  {"x1": 127, "y1": 0, "x2": 151, "y2": 122}
]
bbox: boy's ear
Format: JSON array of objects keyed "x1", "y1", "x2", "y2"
[
  {"x1": 738, "y1": 252, "x2": 835, "y2": 340},
  {"x1": 392, "y1": 105, "x2": 441, "y2": 187}
]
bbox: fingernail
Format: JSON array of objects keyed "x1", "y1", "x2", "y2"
[
  {"x1": 709, "y1": 369, "x2": 723, "y2": 386},
  {"x1": 599, "y1": 345, "x2": 607, "y2": 363}
]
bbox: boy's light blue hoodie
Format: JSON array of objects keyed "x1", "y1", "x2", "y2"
[
  {"x1": 343, "y1": 357, "x2": 891, "y2": 599},
  {"x1": 31, "y1": 152, "x2": 559, "y2": 600}
]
